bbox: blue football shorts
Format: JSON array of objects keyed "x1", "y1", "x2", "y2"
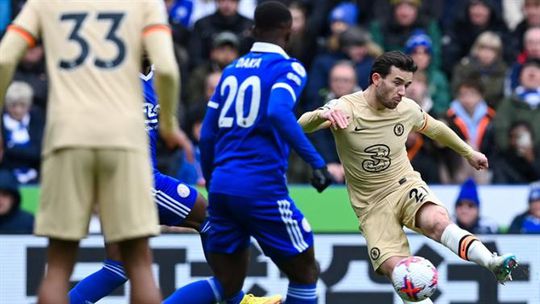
[
  {"x1": 152, "y1": 172, "x2": 198, "y2": 226},
  {"x1": 205, "y1": 192, "x2": 314, "y2": 260}
]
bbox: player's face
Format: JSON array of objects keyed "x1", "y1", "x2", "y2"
[{"x1": 374, "y1": 66, "x2": 413, "y2": 109}]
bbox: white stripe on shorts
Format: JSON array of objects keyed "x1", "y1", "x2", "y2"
[
  {"x1": 277, "y1": 200, "x2": 309, "y2": 252},
  {"x1": 155, "y1": 189, "x2": 192, "y2": 214},
  {"x1": 152, "y1": 190, "x2": 189, "y2": 219}
]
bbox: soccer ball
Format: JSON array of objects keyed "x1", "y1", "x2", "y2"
[{"x1": 391, "y1": 256, "x2": 438, "y2": 302}]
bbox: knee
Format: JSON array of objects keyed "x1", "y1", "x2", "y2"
[
  {"x1": 418, "y1": 204, "x2": 451, "y2": 239},
  {"x1": 290, "y1": 258, "x2": 320, "y2": 284}
]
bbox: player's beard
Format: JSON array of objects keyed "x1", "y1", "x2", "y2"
[{"x1": 375, "y1": 81, "x2": 399, "y2": 109}]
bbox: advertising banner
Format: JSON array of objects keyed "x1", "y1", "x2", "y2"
[{"x1": 0, "y1": 234, "x2": 538, "y2": 304}]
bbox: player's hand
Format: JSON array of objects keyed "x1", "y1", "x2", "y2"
[
  {"x1": 320, "y1": 108, "x2": 350, "y2": 130},
  {"x1": 467, "y1": 151, "x2": 489, "y2": 170},
  {"x1": 160, "y1": 127, "x2": 195, "y2": 163},
  {"x1": 311, "y1": 166, "x2": 333, "y2": 193}
]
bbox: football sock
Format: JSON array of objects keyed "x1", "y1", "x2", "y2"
[
  {"x1": 441, "y1": 224, "x2": 492, "y2": 268},
  {"x1": 284, "y1": 282, "x2": 317, "y2": 304},
  {"x1": 163, "y1": 277, "x2": 224, "y2": 304},
  {"x1": 225, "y1": 290, "x2": 245, "y2": 304},
  {"x1": 163, "y1": 277, "x2": 223, "y2": 304},
  {"x1": 403, "y1": 298, "x2": 433, "y2": 304},
  {"x1": 68, "y1": 259, "x2": 127, "y2": 304}
]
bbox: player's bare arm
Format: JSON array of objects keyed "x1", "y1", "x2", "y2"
[{"x1": 419, "y1": 114, "x2": 489, "y2": 170}]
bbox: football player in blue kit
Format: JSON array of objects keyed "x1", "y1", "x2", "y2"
[
  {"x1": 68, "y1": 56, "x2": 207, "y2": 304},
  {"x1": 162, "y1": 2, "x2": 332, "y2": 304}
]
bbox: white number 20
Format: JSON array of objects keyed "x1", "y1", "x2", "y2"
[{"x1": 218, "y1": 75, "x2": 261, "y2": 128}]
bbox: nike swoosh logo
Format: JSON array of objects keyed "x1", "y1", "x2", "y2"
[{"x1": 354, "y1": 126, "x2": 367, "y2": 132}]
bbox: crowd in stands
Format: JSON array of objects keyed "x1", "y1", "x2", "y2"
[{"x1": 2, "y1": 0, "x2": 540, "y2": 233}]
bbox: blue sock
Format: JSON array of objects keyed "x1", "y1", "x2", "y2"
[
  {"x1": 284, "y1": 282, "x2": 317, "y2": 304},
  {"x1": 163, "y1": 277, "x2": 224, "y2": 304},
  {"x1": 225, "y1": 290, "x2": 245, "y2": 304},
  {"x1": 69, "y1": 259, "x2": 128, "y2": 304}
]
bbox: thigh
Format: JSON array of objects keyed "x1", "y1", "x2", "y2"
[
  {"x1": 35, "y1": 148, "x2": 95, "y2": 240},
  {"x1": 359, "y1": 198, "x2": 410, "y2": 272},
  {"x1": 96, "y1": 149, "x2": 159, "y2": 243},
  {"x1": 249, "y1": 197, "x2": 314, "y2": 261},
  {"x1": 398, "y1": 178, "x2": 447, "y2": 232},
  {"x1": 153, "y1": 172, "x2": 198, "y2": 227}
]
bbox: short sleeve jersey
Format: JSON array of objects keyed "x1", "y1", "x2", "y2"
[
  {"x1": 327, "y1": 91, "x2": 428, "y2": 209},
  {"x1": 11, "y1": 0, "x2": 168, "y2": 154}
]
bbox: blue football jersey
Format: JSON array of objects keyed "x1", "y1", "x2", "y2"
[
  {"x1": 141, "y1": 71, "x2": 159, "y2": 172},
  {"x1": 202, "y1": 42, "x2": 323, "y2": 197}
]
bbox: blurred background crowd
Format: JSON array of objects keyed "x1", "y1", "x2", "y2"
[{"x1": 2, "y1": 0, "x2": 540, "y2": 234}]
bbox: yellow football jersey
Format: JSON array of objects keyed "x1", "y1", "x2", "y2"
[
  {"x1": 9, "y1": 0, "x2": 169, "y2": 155},
  {"x1": 326, "y1": 91, "x2": 428, "y2": 211}
]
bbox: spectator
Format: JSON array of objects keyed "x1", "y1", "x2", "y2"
[
  {"x1": 323, "y1": 2, "x2": 359, "y2": 54},
  {"x1": 513, "y1": 0, "x2": 540, "y2": 53},
  {"x1": 188, "y1": 0, "x2": 253, "y2": 69},
  {"x1": 406, "y1": 72, "x2": 447, "y2": 184},
  {"x1": 305, "y1": 26, "x2": 378, "y2": 111},
  {"x1": 454, "y1": 178, "x2": 499, "y2": 234},
  {"x1": 286, "y1": 1, "x2": 319, "y2": 69},
  {"x1": 492, "y1": 121, "x2": 540, "y2": 183},
  {"x1": 186, "y1": 31, "x2": 239, "y2": 106},
  {"x1": 13, "y1": 45, "x2": 47, "y2": 110},
  {"x1": 309, "y1": 60, "x2": 359, "y2": 183},
  {"x1": 0, "y1": 170, "x2": 34, "y2": 234},
  {"x1": 442, "y1": 0, "x2": 512, "y2": 76},
  {"x1": 452, "y1": 31, "x2": 507, "y2": 109},
  {"x1": 369, "y1": 0, "x2": 442, "y2": 69},
  {"x1": 446, "y1": 78, "x2": 496, "y2": 184},
  {"x1": 508, "y1": 26, "x2": 540, "y2": 92},
  {"x1": 495, "y1": 59, "x2": 540, "y2": 150},
  {"x1": 508, "y1": 182, "x2": 540, "y2": 233},
  {"x1": 1, "y1": 81, "x2": 44, "y2": 184},
  {"x1": 405, "y1": 30, "x2": 450, "y2": 116}
]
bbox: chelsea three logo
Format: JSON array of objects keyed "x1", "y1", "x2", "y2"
[{"x1": 143, "y1": 103, "x2": 160, "y2": 130}]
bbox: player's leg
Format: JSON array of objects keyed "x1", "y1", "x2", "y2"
[
  {"x1": 164, "y1": 192, "x2": 251, "y2": 304},
  {"x1": 97, "y1": 149, "x2": 161, "y2": 303},
  {"x1": 34, "y1": 149, "x2": 96, "y2": 304},
  {"x1": 117, "y1": 237, "x2": 161, "y2": 303},
  {"x1": 153, "y1": 172, "x2": 203, "y2": 230},
  {"x1": 415, "y1": 202, "x2": 518, "y2": 283},
  {"x1": 70, "y1": 175, "x2": 205, "y2": 303},
  {"x1": 356, "y1": 190, "x2": 433, "y2": 302},
  {"x1": 68, "y1": 243, "x2": 127, "y2": 304},
  {"x1": 251, "y1": 197, "x2": 317, "y2": 304},
  {"x1": 38, "y1": 239, "x2": 79, "y2": 304},
  {"x1": 402, "y1": 181, "x2": 517, "y2": 283}
]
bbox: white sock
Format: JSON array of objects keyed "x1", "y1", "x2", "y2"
[
  {"x1": 440, "y1": 224, "x2": 492, "y2": 268},
  {"x1": 403, "y1": 298, "x2": 433, "y2": 304}
]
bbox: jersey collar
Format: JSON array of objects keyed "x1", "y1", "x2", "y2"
[{"x1": 250, "y1": 42, "x2": 289, "y2": 59}]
